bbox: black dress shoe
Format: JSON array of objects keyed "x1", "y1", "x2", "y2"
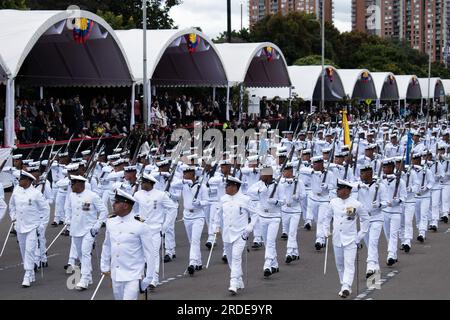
[
  {"x1": 340, "y1": 289, "x2": 350, "y2": 298},
  {"x1": 34, "y1": 264, "x2": 38, "y2": 272},
  {"x1": 285, "y1": 255, "x2": 293, "y2": 264},
  {"x1": 251, "y1": 242, "x2": 262, "y2": 249},
  {"x1": 101, "y1": 222, "x2": 106, "y2": 228},
  {"x1": 430, "y1": 225, "x2": 437, "y2": 232},
  {"x1": 315, "y1": 242, "x2": 322, "y2": 251},
  {"x1": 205, "y1": 242, "x2": 212, "y2": 250},
  {"x1": 58, "y1": 221, "x2": 64, "y2": 225},
  {"x1": 281, "y1": 233, "x2": 288, "y2": 240},
  {"x1": 10, "y1": 229, "x2": 17, "y2": 235},
  {"x1": 164, "y1": 254, "x2": 172, "y2": 263},
  {"x1": 400, "y1": 244, "x2": 405, "y2": 250},
  {"x1": 271, "y1": 267, "x2": 279, "y2": 273},
  {"x1": 195, "y1": 265, "x2": 203, "y2": 271},
  {"x1": 187, "y1": 265, "x2": 195, "y2": 276},
  {"x1": 292, "y1": 255, "x2": 299, "y2": 260},
  {"x1": 51, "y1": 222, "x2": 58, "y2": 227},
  {"x1": 404, "y1": 244, "x2": 410, "y2": 253},
  {"x1": 222, "y1": 255, "x2": 228, "y2": 263},
  {"x1": 387, "y1": 258, "x2": 397, "y2": 266},
  {"x1": 366, "y1": 270, "x2": 375, "y2": 279},
  {"x1": 417, "y1": 235, "x2": 424, "y2": 242},
  {"x1": 63, "y1": 230, "x2": 70, "y2": 236},
  {"x1": 441, "y1": 216, "x2": 448, "y2": 223},
  {"x1": 263, "y1": 268, "x2": 272, "y2": 277},
  {"x1": 304, "y1": 223, "x2": 311, "y2": 231}
]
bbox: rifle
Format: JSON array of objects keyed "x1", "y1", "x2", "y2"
[
  {"x1": 269, "y1": 142, "x2": 296, "y2": 198},
  {"x1": 38, "y1": 144, "x2": 47, "y2": 161},
  {"x1": 164, "y1": 137, "x2": 184, "y2": 192},
  {"x1": 292, "y1": 148, "x2": 304, "y2": 195},
  {"x1": 372, "y1": 159, "x2": 384, "y2": 202},
  {"x1": 85, "y1": 144, "x2": 106, "y2": 181},
  {"x1": 85, "y1": 133, "x2": 105, "y2": 171},
  {"x1": 40, "y1": 148, "x2": 62, "y2": 193},
  {"x1": 352, "y1": 136, "x2": 361, "y2": 176},
  {"x1": 131, "y1": 133, "x2": 145, "y2": 165},
  {"x1": 25, "y1": 139, "x2": 41, "y2": 160},
  {"x1": 322, "y1": 138, "x2": 337, "y2": 184},
  {"x1": 343, "y1": 134, "x2": 357, "y2": 179},
  {"x1": 72, "y1": 136, "x2": 86, "y2": 158},
  {"x1": 63, "y1": 133, "x2": 75, "y2": 154},
  {"x1": 393, "y1": 147, "x2": 407, "y2": 199}
]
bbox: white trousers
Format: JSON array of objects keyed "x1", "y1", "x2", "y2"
[
  {"x1": 364, "y1": 219, "x2": 383, "y2": 272},
  {"x1": 72, "y1": 233, "x2": 96, "y2": 281},
  {"x1": 259, "y1": 217, "x2": 280, "y2": 270},
  {"x1": 415, "y1": 197, "x2": 430, "y2": 236},
  {"x1": 306, "y1": 198, "x2": 329, "y2": 244},
  {"x1": 149, "y1": 229, "x2": 162, "y2": 283},
  {"x1": 333, "y1": 242, "x2": 357, "y2": 292},
  {"x1": 164, "y1": 206, "x2": 178, "y2": 256},
  {"x1": 442, "y1": 184, "x2": 450, "y2": 214},
  {"x1": 17, "y1": 229, "x2": 37, "y2": 272},
  {"x1": 430, "y1": 189, "x2": 441, "y2": 226},
  {"x1": 184, "y1": 217, "x2": 204, "y2": 266},
  {"x1": 224, "y1": 237, "x2": 246, "y2": 287},
  {"x1": 204, "y1": 204, "x2": 216, "y2": 243},
  {"x1": 383, "y1": 212, "x2": 401, "y2": 260},
  {"x1": 112, "y1": 279, "x2": 139, "y2": 300},
  {"x1": 54, "y1": 193, "x2": 66, "y2": 223},
  {"x1": 283, "y1": 212, "x2": 301, "y2": 256},
  {"x1": 67, "y1": 238, "x2": 78, "y2": 265},
  {"x1": 401, "y1": 202, "x2": 416, "y2": 246}
]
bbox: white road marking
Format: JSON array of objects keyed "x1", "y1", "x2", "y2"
[
  {"x1": 353, "y1": 270, "x2": 399, "y2": 300},
  {"x1": 0, "y1": 253, "x2": 60, "y2": 271}
]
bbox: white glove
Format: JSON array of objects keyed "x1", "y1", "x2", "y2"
[
  {"x1": 192, "y1": 199, "x2": 202, "y2": 208},
  {"x1": 241, "y1": 231, "x2": 249, "y2": 240},
  {"x1": 392, "y1": 198, "x2": 401, "y2": 206},
  {"x1": 406, "y1": 186, "x2": 412, "y2": 193},
  {"x1": 244, "y1": 224, "x2": 253, "y2": 234},
  {"x1": 183, "y1": 179, "x2": 193, "y2": 186},
  {"x1": 160, "y1": 172, "x2": 171, "y2": 178},
  {"x1": 90, "y1": 227, "x2": 99, "y2": 237},
  {"x1": 214, "y1": 226, "x2": 220, "y2": 234},
  {"x1": 267, "y1": 199, "x2": 278, "y2": 205},
  {"x1": 292, "y1": 195, "x2": 299, "y2": 201},
  {"x1": 372, "y1": 201, "x2": 379, "y2": 209},
  {"x1": 321, "y1": 183, "x2": 328, "y2": 192},
  {"x1": 140, "y1": 277, "x2": 152, "y2": 292},
  {"x1": 380, "y1": 201, "x2": 388, "y2": 209}
]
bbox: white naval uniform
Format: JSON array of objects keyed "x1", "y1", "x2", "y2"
[
  {"x1": 357, "y1": 180, "x2": 383, "y2": 272},
  {"x1": 307, "y1": 169, "x2": 336, "y2": 245},
  {"x1": 428, "y1": 161, "x2": 443, "y2": 227},
  {"x1": 0, "y1": 182, "x2": 7, "y2": 222},
  {"x1": 54, "y1": 177, "x2": 70, "y2": 224},
  {"x1": 134, "y1": 188, "x2": 177, "y2": 284},
  {"x1": 65, "y1": 189, "x2": 108, "y2": 283},
  {"x1": 278, "y1": 177, "x2": 306, "y2": 257},
  {"x1": 379, "y1": 175, "x2": 406, "y2": 261},
  {"x1": 324, "y1": 196, "x2": 369, "y2": 293},
  {"x1": 241, "y1": 167, "x2": 263, "y2": 244},
  {"x1": 401, "y1": 167, "x2": 419, "y2": 247},
  {"x1": 247, "y1": 180, "x2": 284, "y2": 271},
  {"x1": 100, "y1": 213, "x2": 155, "y2": 300},
  {"x1": 9, "y1": 185, "x2": 50, "y2": 283},
  {"x1": 172, "y1": 179, "x2": 209, "y2": 267},
  {"x1": 151, "y1": 170, "x2": 182, "y2": 258},
  {"x1": 213, "y1": 192, "x2": 258, "y2": 289},
  {"x1": 414, "y1": 165, "x2": 434, "y2": 238},
  {"x1": 33, "y1": 179, "x2": 53, "y2": 265},
  {"x1": 441, "y1": 159, "x2": 450, "y2": 215}
]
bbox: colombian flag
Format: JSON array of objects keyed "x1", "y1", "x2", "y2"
[{"x1": 342, "y1": 110, "x2": 351, "y2": 147}]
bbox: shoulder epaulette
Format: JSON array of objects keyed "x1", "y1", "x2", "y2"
[
  {"x1": 134, "y1": 215, "x2": 145, "y2": 222},
  {"x1": 108, "y1": 214, "x2": 117, "y2": 219}
]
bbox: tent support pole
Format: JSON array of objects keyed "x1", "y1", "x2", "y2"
[
  {"x1": 130, "y1": 83, "x2": 136, "y2": 127},
  {"x1": 4, "y1": 78, "x2": 15, "y2": 147},
  {"x1": 39, "y1": 86, "x2": 43, "y2": 100},
  {"x1": 212, "y1": 86, "x2": 216, "y2": 102},
  {"x1": 226, "y1": 83, "x2": 230, "y2": 122},
  {"x1": 147, "y1": 80, "x2": 152, "y2": 126},
  {"x1": 288, "y1": 86, "x2": 292, "y2": 118}
]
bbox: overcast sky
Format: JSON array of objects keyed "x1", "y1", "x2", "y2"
[{"x1": 170, "y1": 0, "x2": 352, "y2": 39}]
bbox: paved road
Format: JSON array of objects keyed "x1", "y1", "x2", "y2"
[{"x1": 0, "y1": 191, "x2": 449, "y2": 300}]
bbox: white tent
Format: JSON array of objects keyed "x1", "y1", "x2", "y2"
[
  {"x1": 338, "y1": 69, "x2": 377, "y2": 100},
  {"x1": 215, "y1": 43, "x2": 290, "y2": 88},
  {"x1": 442, "y1": 79, "x2": 450, "y2": 97},
  {"x1": 418, "y1": 77, "x2": 445, "y2": 100},
  {"x1": 0, "y1": 54, "x2": 8, "y2": 84},
  {"x1": 371, "y1": 72, "x2": 399, "y2": 100},
  {"x1": 0, "y1": 9, "x2": 135, "y2": 147},
  {"x1": 115, "y1": 28, "x2": 228, "y2": 87},
  {"x1": 396, "y1": 75, "x2": 422, "y2": 100},
  {"x1": 248, "y1": 65, "x2": 345, "y2": 103}
]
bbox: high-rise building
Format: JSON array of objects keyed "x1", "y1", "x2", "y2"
[
  {"x1": 352, "y1": 0, "x2": 450, "y2": 63},
  {"x1": 249, "y1": 0, "x2": 334, "y2": 27}
]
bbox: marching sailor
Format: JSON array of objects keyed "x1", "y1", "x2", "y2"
[
  {"x1": 213, "y1": 176, "x2": 258, "y2": 294},
  {"x1": 100, "y1": 189, "x2": 155, "y2": 300},
  {"x1": 324, "y1": 179, "x2": 369, "y2": 298},
  {"x1": 65, "y1": 175, "x2": 108, "y2": 290}
]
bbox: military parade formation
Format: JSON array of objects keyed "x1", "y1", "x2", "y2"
[{"x1": 0, "y1": 116, "x2": 449, "y2": 300}]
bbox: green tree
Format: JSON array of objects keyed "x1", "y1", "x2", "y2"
[
  {"x1": 0, "y1": 0, "x2": 27, "y2": 9},
  {"x1": 294, "y1": 55, "x2": 338, "y2": 68},
  {"x1": 26, "y1": 0, "x2": 182, "y2": 29},
  {"x1": 213, "y1": 28, "x2": 251, "y2": 43}
]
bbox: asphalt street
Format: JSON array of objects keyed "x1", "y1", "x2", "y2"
[{"x1": 0, "y1": 191, "x2": 449, "y2": 300}]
